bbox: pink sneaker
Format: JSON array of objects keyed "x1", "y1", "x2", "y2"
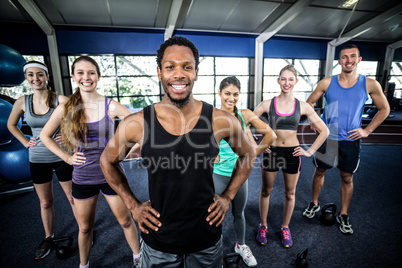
[
  {"x1": 256, "y1": 224, "x2": 267, "y2": 245},
  {"x1": 281, "y1": 227, "x2": 293, "y2": 248}
]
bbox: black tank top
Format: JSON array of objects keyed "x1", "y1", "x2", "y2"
[
  {"x1": 141, "y1": 101, "x2": 221, "y2": 254},
  {"x1": 269, "y1": 97, "x2": 301, "y2": 130}
]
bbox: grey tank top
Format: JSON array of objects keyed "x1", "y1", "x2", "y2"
[
  {"x1": 25, "y1": 94, "x2": 61, "y2": 163},
  {"x1": 268, "y1": 97, "x2": 301, "y2": 131}
]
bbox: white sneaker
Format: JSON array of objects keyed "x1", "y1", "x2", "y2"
[
  {"x1": 336, "y1": 212, "x2": 354, "y2": 234},
  {"x1": 303, "y1": 202, "x2": 320, "y2": 218},
  {"x1": 234, "y1": 242, "x2": 257, "y2": 267}
]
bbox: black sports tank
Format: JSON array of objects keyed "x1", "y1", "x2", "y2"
[{"x1": 141, "y1": 101, "x2": 221, "y2": 254}]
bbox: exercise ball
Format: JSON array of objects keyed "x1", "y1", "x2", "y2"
[
  {"x1": 0, "y1": 94, "x2": 16, "y2": 104},
  {"x1": 0, "y1": 98, "x2": 22, "y2": 144},
  {"x1": 0, "y1": 44, "x2": 26, "y2": 86},
  {"x1": 0, "y1": 136, "x2": 32, "y2": 183}
]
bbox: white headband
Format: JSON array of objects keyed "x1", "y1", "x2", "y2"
[{"x1": 23, "y1": 63, "x2": 48, "y2": 74}]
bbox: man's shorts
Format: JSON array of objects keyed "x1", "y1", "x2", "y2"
[
  {"x1": 313, "y1": 139, "x2": 361, "y2": 174},
  {"x1": 140, "y1": 236, "x2": 223, "y2": 268},
  {"x1": 30, "y1": 161, "x2": 73, "y2": 184},
  {"x1": 72, "y1": 182, "x2": 118, "y2": 200},
  {"x1": 261, "y1": 146, "x2": 301, "y2": 174}
]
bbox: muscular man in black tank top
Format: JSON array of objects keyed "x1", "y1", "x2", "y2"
[{"x1": 100, "y1": 37, "x2": 257, "y2": 267}]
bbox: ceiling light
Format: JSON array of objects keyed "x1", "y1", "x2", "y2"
[{"x1": 340, "y1": 0, "x2": 359, "y2": 8}]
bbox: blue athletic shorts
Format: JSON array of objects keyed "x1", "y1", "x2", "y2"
[{"x1": 313, "y1": 139, "x2": 361, "y2": 174}]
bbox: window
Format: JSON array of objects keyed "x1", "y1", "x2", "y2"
[
  {"x1": 389, "y1": 61, "x2": 402, "y2": 98},
  {"x1": 66, "y1": 55, "x2": 251, "y2": 111},
  {"x1": 263, "y1": 59, "x2": 320, "y2": 102},
  {"x1": 332, "y1": 60, "x2": 378, "y2": 80},
  {"x1": 196, "y1": 57, "x2": 249, "y2": 109},
  {"x1": 116, "y1": 56, "x2": 159, "y2": 111},
  {"x1": 68, "y1": 55, "x2": 159, "y2": 113},
  {"x1": 0, "y1": 55, "x2": 44, "y2": 100}
]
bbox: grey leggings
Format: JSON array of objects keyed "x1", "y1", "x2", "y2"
[{"x1": 213, "y1": 173, "x2": 248, "y2": 244}]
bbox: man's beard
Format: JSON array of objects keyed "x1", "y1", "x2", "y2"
[
  {"x1": 165, "y1": 88, "x2": 192, "y2": 108},
  {"x1": 342, "y1": 65, "x2": 354, "y2": 73},
  {"x1": 343, "y1": 69, "x2": 353, "y2": 73}
]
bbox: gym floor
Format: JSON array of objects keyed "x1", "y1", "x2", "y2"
[{"x1": 0, "y1": 143, "x2": 401, "y2": 267}]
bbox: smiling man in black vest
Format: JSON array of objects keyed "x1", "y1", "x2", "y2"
[{"x1": 100, "y1": 36, "x2": 256, "y2": 267}]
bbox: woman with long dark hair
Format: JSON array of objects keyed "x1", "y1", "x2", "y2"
[{"x1": 214, "y1": 76, "x2": 276, "y2": 267}]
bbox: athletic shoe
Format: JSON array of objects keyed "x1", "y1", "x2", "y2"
[
  {"x1": 302, "y1": 202, "x2": 320, "y2": 218},
  {"x1": 35, "y1": 237, "x2": 53, "y2": 259},
  {"x1": 336, "y1": 212, "x2": 354, "y2": 234},
  {"x1": 281, "y1": 227, "x2": 293, "y2": 248},
  {"x1": 256, "y1": 224, "x2": 268, "y2": 245},
  {"x1": 132, "y1": 257, "x2": 141, "y2": 268},
  {"x1": 79, "y1": 262, "x2": 90, "y2": 268},
  {"x1": 234, "y1": 242, "x2": 257, "y2": 267}
]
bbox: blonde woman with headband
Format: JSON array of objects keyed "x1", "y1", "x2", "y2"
[
  {"x1": 7, "y1": 61, "x2": 78, "y2": 259},
  {"x1": 254, "y1": 65, "x2": 329, "y2": 248},
  {"x1": 40, "y1": 56, "x2": 140, "y2": 268}
]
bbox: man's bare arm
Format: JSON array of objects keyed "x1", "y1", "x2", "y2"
[
  {"x1": 306, "y1": 77, "x2": 331, "y2": 108},
  {"x1": 306, "y1": 77, "x2": 331, "y2": 134},
  {"x1": 348, "y1": 78, "x2": 390, "y2": 140},
  {"x1": 100, "y1": 112, "x2": 161, "y2": 234},
  {"x1": 207, "y1": 109, "x2": 256, "y2": 227}
]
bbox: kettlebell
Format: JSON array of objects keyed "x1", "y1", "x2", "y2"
[
  {"x1": 52, "y1": 236, "x2": 73, "y2": 259},
  {"x1": 224, "y1": 253, "x2": 241, "y2": 268},
  {"x1": 320, "y1": 203, "x2": 337, "y2": 226},
  {"x1": 296, "y1": 248, "x2": 308, "y2": 268}
]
